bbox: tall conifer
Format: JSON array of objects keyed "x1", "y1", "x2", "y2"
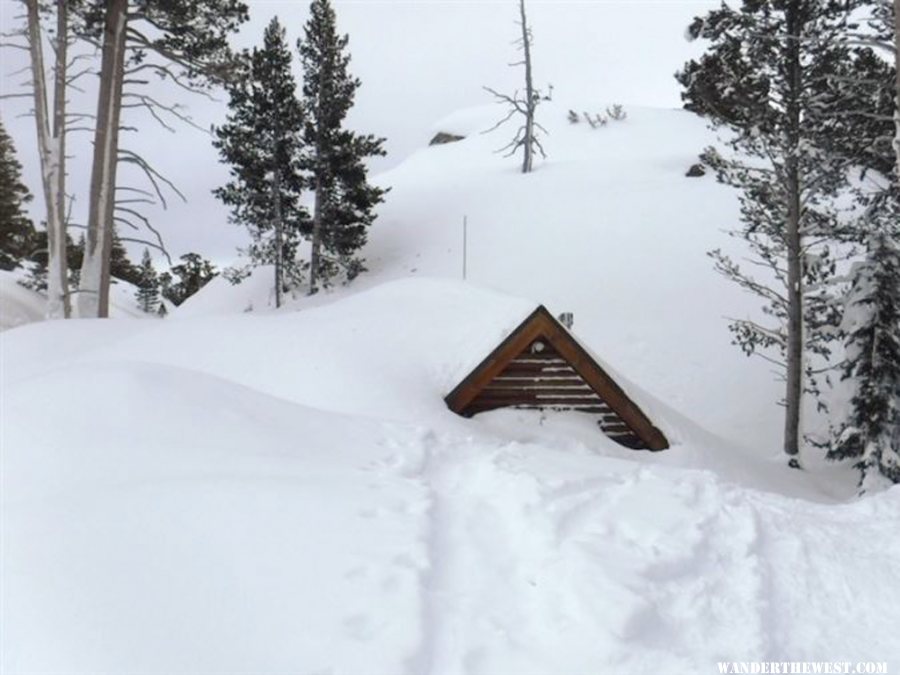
[
  {"x1": 677, "y1": 1, "x2": 866, "y2": 466},
  {"x1": 0, "y1": 118, "x2": 35, "y2": 271},
  {"x1": 214, "y1": 17, "x2": 308, "y2": 307},
  {"x1": 829, "y1": 193, "x2": 900, "y2": 492},
  {"x1": 298, "y1": 0, "x2": 386, "y2": 293},
  {"x1": 135, "y1": 248, "x2": 160, "y2": 314}
]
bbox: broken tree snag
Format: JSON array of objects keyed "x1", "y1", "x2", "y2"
[{"x1": 445, "y1": 306, "x2": 669, "y2": 451}]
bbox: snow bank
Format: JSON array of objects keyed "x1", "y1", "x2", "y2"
[
  {"x1": 0, "y1": 271, "x2": 44, "y2": 330},
  {"x1": 3, "y1": 281, "x2": 900, "y2": 672},
  {"x1": 174, "y1": 264, "x2": 280, "y2": 318},
  {"x1": 5, "y1": 103, "x2": 898, "y2": 673},
  {"x1": 0, "y1": 269, "x2": 165, "y2": 329}
]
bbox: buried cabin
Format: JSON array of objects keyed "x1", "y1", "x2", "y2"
[{"x1": 445, "y1": 306, "x2": 669, "y2": 451}]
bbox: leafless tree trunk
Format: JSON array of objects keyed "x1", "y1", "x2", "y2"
[
  {"x1": 783, "y1": 0, "x2": 804, "y2": 465},
  {"x1": 79, "y1": 0, "x2": 128, "y2": 318},
  {"x1": 25, "y1": 0, "x2": 70, "y2": 319},
  {"x1": 483, "y1": 0, "x2": 547, "y2": 174},
  {"x1": 518, "y1": 0, "x2": 535, "y2": 173}
]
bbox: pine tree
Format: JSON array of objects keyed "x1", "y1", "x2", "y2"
[
  {"x1": 298, "y1": 0, "x2": 386, "y2": 293},
  {"x1": 109, "y1": 233, "x2": 142, "y2": 287},
  {"x1": 213, "y1": 16, "x2": 307, "y2": 307},
  {"x1": 829, "y1": 193, "x2": 900, "y2": 492},
  {"x1": 166, "y1": 253, "x2": 217, "y2": 305},
  {"x1": 677, "y1": 1, "x2": 865, "y2": 466},
  {"x1": 821, "y1": 47, "x2": 896, "y2": 179},
  {"x1": 0, "y1": 118, "x2": 36, "y2": 271},
  {"x1": 135, "y1": 248, "x2": 160, "y2": 314},
  {"x1": 158, "y1": 271, "x2": 174, "y2": 304}
]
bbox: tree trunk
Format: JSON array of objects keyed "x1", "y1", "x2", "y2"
[
  {"x1": 79, "y1": 0, "x2": 128, "y2": 318},
  {"x1": 25, "y1": 0, "x2": 70, "y2": 319},
  {"x1": 893, "y1": 0, "x2": 899, "y2": 185},
  {"x1": 783, "y1": 0, "x2": 804, "y2": 463},
  {"x1": 310, "y1": 173, "x2": 322, "y2": 294},
  {"x1": 519, "y1": 0, "x2": 534, "y2": 174},
  {"x1": 272, "y1": 163, "x2": 284, "y2": 308}
]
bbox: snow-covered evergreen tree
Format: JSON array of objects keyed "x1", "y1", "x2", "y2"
[
  {"x1": 135, "y1": 248, "x2": 160, "y2": 314},
  {"x1": 677, "y1": 1, "x2": 865, "y2": 466},
  {"x1": 298, "y1": 0, "x2": 386, "y2": 293},
  {"x1": 829, "y1": 191, "x2": 900, "y2": 492},
  {"x1": 213, "y1": 16, "x2": 307, "y2": 307},
  {"x1": 165, "y1": 253, "x2": 217, "y2": 306},
  {"x1": 0, "y1": 118, "x2": 36, "y2": 271}
]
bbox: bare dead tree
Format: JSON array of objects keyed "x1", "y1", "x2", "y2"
[
  {"x1": 3, "y1": 0, "x2": 78, "y2": 318},
  {"x1": 4, "y1": 3, "x2": 202, "y2": 318},
  {"x1": 483, "y1": 0, "x2": 549, "y2": 173},
  {"x1": 78, "y1": 0, "x2": 128, "y2": 319},
  {"x1": 77, "y1": 0, "x2": 247, "y2": 318}
]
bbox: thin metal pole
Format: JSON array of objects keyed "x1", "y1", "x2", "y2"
[{"x1": 462, "y1": 215, "x2": 468, "y2": 280}]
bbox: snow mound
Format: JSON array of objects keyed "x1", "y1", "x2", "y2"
[
  {"x1": 0, "y1": 271, "x2": 44, "y2": 330},
  {"x1": 0, "y1": 269, "x2": 165, "y2": 329},
  {"x1": 4, "y1": 280, "x2": 900, "y2": 671},
  {"x1": 174, "y1": 264, "x2": 279, "y2": 318}
]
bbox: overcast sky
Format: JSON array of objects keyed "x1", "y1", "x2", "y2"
[{"x1": 0, "y1": 0, "x2": 718, "y2": 265}]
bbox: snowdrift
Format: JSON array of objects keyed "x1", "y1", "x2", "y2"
[
  {"x1": 0, "y1": 269, "x2": 165, "y2": 330},
  {"x1": 181, "y1": 103, "x2": 784, "y2": 456},
  {"x1": 4, "y1": 279, "x2": 900, "y2": 673},
  {"x1": 5, "y1": 104, "x2": 900, "y2": 673}
]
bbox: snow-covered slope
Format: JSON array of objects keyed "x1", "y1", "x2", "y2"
[
  {"x1": 5, "y1": 280, "x2": 900, "y2": 673},
  {"x1": 5, "y1": 105, "x2": 900, "y2": 673},
  {"x1": 181, "y1": 103, "x2": 780, "y2": 454},
  {"x1": 0, "y1": 268, "x2": 164, "y2": 329},
  {"x1": 0, "y1": 271, "x2": 45, "y2": 331},
  {"x1": 368, "y1": 103, "x2": 781, "y2": 453}
]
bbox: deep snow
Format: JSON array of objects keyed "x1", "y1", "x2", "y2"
[
  {"x1": 0, "y1": 268, "x2": 167, "y2": 330},
  {"x1": 4, "y1": 280, "x2": 900, "y2": 673},
  {"x1": 3, "y1": 103, "x2": 899, "y2": 673}
]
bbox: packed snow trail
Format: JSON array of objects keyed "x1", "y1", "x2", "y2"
[{"x1": 374, "y1": 427, "x2": 900, "y2": 675}]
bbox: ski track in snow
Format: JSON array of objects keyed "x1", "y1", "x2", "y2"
[{"x1": 359, "y1": 423, "x2": 900, "y2": 675}]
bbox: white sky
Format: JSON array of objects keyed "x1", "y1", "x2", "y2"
[{"x1": 0, "y1": 0, "x2": 718, "y2": 264}]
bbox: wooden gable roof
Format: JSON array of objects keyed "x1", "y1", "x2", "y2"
[{"x1": 444, "y1": 306, "x2": 669, "y2": 451}]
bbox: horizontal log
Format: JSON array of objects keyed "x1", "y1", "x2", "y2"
[
  {"x1": 509, "y1": 355, "x2": 569, "y2": 364},
  {"x1": 484, "y1": 386, "x2": 597, "y2": 396},
  {"x1": 600, "y1": 424, "x2": 632, "y2": 434},
  {"x1": 464, "y1": 403, "x2": 615, "y2": 415},
  {"x1": 497, "y1": 367, "x2": 579, "y2": 378},
  {"x1": 488, "y1": 372, "x2": 591, "y2": 389},
  {"x1": 599, "y1": 414, "x2": 626, "y2": 424},
  {"x1": 473, "y1": 395, "x2": 605, "y2": 407}
]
